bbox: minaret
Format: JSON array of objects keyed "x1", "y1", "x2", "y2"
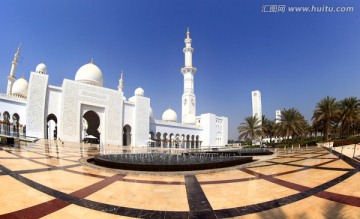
[
  {"x1": 181, "y1": 28, "x2": 197, "y2": 124},
  {"x1": 6, "y1": 45, "x2": 21, "y2": 95},
  {"x1": 275, "y1": 110, "x2": 281, "y2": 124},
  {"x1": 118, "y1": 71, "x2": 124, "y2": 92}
]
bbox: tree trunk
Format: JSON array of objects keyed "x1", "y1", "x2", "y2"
[{"x1": 324, "y1": 119, "x2": 330, "y2": 142}]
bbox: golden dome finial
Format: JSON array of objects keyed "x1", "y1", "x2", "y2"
[{"x1": 186, "y1": 27, "x2": 190, "y2": 36}]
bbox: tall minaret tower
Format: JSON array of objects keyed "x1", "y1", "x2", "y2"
[
  {"x1": 6, "y1": 45, "x2": 21, "y2": 95},
  {"x1": 181, "y1": 28, "x2": 197, "y2": 124},
  {"x1": 118, "y1": 71, "x2": 124, "y2": 92}
]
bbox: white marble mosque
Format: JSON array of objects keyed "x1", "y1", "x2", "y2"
[{"x1": 0, "y1": 30, "x2": 228, "y2": 148}]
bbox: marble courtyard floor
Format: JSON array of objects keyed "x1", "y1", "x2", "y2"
[{"x1": 0, "y1": 140, "x2": 359, "y2": 218}]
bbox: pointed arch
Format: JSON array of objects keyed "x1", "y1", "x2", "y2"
[
  {"x1": 46, "y1": 114, "x2": 58, "y2": 140},
  {"x1": 149, "y1": 131, "x2": 155, "y2": 147},
  {"x1": 3, "y1": 111, "x2": 10, "y2": 134},
  {"x1": 156, "y1": 132, "x2": 161, "y2": 147},
  {"x1": 123, "y1": 124, "x2": 131, "y2": 146}
]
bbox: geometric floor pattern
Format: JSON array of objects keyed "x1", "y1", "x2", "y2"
[{"x1": 0, "y1": 141, "x2": 359, "y2": 218}]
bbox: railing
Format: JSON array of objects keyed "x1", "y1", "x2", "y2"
[
  {"x1": 329, "y1": 144, "x2": 360, "y2": 160},
  {"x1": 0, "y1": 129, "x2": 24, "y2": 137},
  {"x1": 316, "y1": 142, "x2": 334, "y2": 147},
  {"x1": 0, "y1": 127, "x2": 38, "y2": 142},
  {"x1": 0, "y1": 124, "x2": 25, "y2": 136}
]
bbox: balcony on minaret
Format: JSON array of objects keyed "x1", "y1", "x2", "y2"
[{"x1": 181, "y1": 66, "x2": 197, "y2": 75}]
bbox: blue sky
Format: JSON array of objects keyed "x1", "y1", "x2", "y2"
[{"x1": 0, "y1": 0, "x2": 359, "y2": 140}]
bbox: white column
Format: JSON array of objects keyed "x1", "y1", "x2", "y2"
[{"x1": 181, "y1": 29, "x2": 197, "y2": 125}]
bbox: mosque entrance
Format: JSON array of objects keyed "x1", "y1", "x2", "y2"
[
  {"x1": 46, "y1": 114, "x2": 57, "y2": 140},
  {"x1": 83, "y1": 111, "x2": 100, "y2": 143},
  {"x1": 123, "y1": 125, "x2": 131, "y2": 146},
  {"x1": 12, "y1": 113, "x2": 19, "y2": 135}
]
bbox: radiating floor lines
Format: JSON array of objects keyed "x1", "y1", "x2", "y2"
[{"x1": 0, "y1": 141, "x2": 359, "y2": 218}]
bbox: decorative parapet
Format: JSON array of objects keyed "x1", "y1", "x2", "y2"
[
  {"x1": 124, "y1": 100, "x2": 135, "y2": 106},
  {"x1": 152, "y1": 119, "x2": 203, "y2": 130},
  {"x1": 0, "y1": 93, "x2": 27, "y2": 103},
  {"x1": 48, "y1": 85, "x2": 63, "y2": 91}
]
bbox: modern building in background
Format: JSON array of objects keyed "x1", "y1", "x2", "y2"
[
  {"x1": 250, "y1": 90, "x2": 262, "y2": 145},
  {"x1": 275, "y1": 110, "x2": 281, "y2": 124},
  {"x1": 0, "y1": 30, "x2": 228, "y2": 148},
  {"x1": 251, "y1": 90, "x2": 262, "y2": 124}
]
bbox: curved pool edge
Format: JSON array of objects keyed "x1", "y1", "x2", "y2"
[{"x1": 79, "y1": 153, "x2": 276, "y2": 176}]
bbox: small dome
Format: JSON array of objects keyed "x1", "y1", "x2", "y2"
[
  {"x1": 36, "y1": 63, "x2": 47, "y2": 74},
  {"x1": 134, "y1": 87, "x2": 144, "y2": 96},
  {"x1": 149, "y1": 107, "x2": 153, "y2": 118},
  {"x1": 75, "y1": 61, "x2": 103, "y2": 87},
  {"x1": 183, "y1": 114, "x2": 196, "y2": 125},
  {"x1": 12, "y1": 77, "x2": 28, "y2": 98},
  {"x1": 162, "y1": 108, "x2": 177, "y2": 122}
]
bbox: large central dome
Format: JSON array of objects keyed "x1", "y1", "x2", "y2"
[
  {"x1": 162, "y1": 108, "x2": 177, "y2": 123},
  {"x1": 75, "y1": 60, "x2": 103, "y2": 87}
]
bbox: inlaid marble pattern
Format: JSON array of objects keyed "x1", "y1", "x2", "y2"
[{"x1": 0, "y1": 140, "x2": 359, "y2": 218}]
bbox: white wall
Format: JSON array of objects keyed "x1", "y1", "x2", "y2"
[
  {"x1": 132, "y1": 95, "x2": 150, "y2": 146},
  {"x1": 199, "y1": 113, "x2": 228, "y2": 147},
  {"x1": 221, "y1": 116, "x2": 228, "y2": 145},
  {"x1": 44, "y1": 86, "x2": 62, "y2": 139},
  {"x1": 60, "y1": 79, "x2": 123, "y2": 145},
  {"x1": 123, "y1": 101, "x2": 135, "y2": 127},
  {"x1": 26, "y1": 72, "x2": 48, "y2": 138},
  {"x1": 46, "y1": 86, "x2": 62, "y2": 118},
  {"x1": 199, "y1": 113, "x2": 215, "y2": 146}
]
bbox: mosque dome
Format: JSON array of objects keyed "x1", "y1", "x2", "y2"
[
  {"x1": 183, "y1": 114, "x2": 196, "y2": 125},
  {"x1": 12, "y1": 77, "x2": 28, "y2": 98},
  {"x1": 134, "y1": 87, "x2": 144, "y2": 96},
  {"x1": 75, "y1": 60, "x2": 103, "y2": 87},
  {"x1": 162, "y1": 108, "x2": 177, "y2": 122},
  {"x1": 35, "y1": 63, "x2": 47, "y2": 74}
]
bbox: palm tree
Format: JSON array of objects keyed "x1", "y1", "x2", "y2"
[
  {"x1": 238, "y1": 116, "x2": 263, "y2": 145},
  {"x1": 301, "y1": 123, "x2": 312, "y2": 143},
  {"x1": 262, "y1": 115, "x2": 276, "y2": 143},
  {"x1": 312, "y1": 96, "x2": 340, "y2": 141},
  {"x1": 276, "y1": 108, "x2": 307, "y2": 145},
  {"x1": 339, "y1": 97, "x2": 360, "y2": 138},
  {"x1": 312, "y1": 119, "x2": 325, "y2": 139}
]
